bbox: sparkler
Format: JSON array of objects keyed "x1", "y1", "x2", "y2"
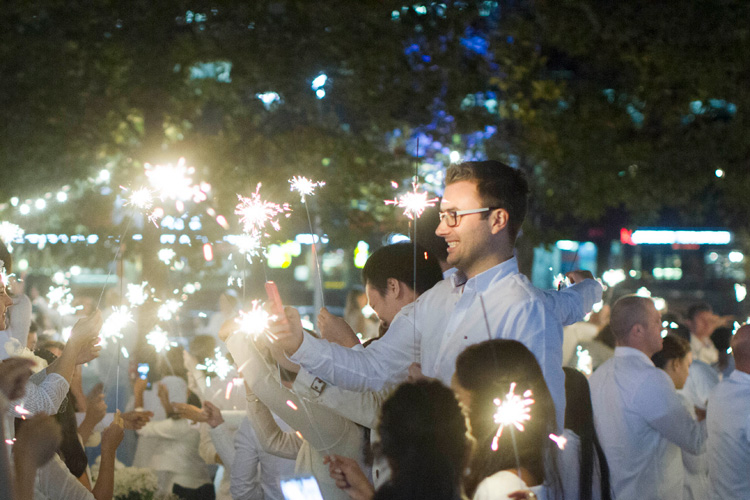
[
  {"x1": 144, "y1": 158, "x2": 210, "y2": 204},
  {"x1": 384, "y1": 180, "x2": 439, "y2": 220},
  {"x1": 197, "y1": 347, "x2": 233, "y2": 380},
  {"x1": 491, "y1": 382, "x2": 535, "y2": 451},
  {"x1": 289, "y1": 175, "x2": 326, "y2": 310},
  {"x1": 549, "y1": 433, "x2": 567, "y2": 450},
  {"x1": 491, "y1": 382, "x2": 534, "y2": 482},
  {"x1": 126, "y1": 282, "x2": 150, "y2": 307},
  {"x1": 158, "y1": 248, "x2": 176, "y2": 265},
  {"x1": 156, "y1": 299, "x2": 182, "y2": 322},
  {"x1": 100, "y1": 305, "x2": 134, "y2": 347},
  {"x1": 0, "y1": 221, "x2": 24, "y2": 250},
  {"x1": 46, "y1": 285, "x2": 82, "y2": 316},
  {"x1": 235, "y1": 183, "x2": 291, "y2": 235},
  {"x1": 235, "y1": 300, "x2": 275, "y2": 339},
  {"x1": 289, "y1": 176, "x2": 326, "y2": 203},
  {"x1": 146, "y1": 326, "x2": 173, "y2": 353}
]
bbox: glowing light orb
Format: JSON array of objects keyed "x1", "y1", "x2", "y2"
[
  {"x1": 0, "y1": 221, "x2": 24, "y2": 247},
  {"x1": 549, "y1": 433, "x2": 567, "y2": 450},
  {"x1": 157, "y1": 299, "x2": 182, "y2": 322},
  {"x1": 490, "y1": 383, "x2": 535, "y2": 451},
  {"x1": 385, "y1": 181, "x2": 438, "y2": 220},
  {"x1": 158, "y1": 248, "x2": 176, "y2": 265}
]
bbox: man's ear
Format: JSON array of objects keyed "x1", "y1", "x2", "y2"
[
  {"x1": 489, "y1": 208, "x2": 510, "y2": 235},
  {"x1": 386, "y1": 277, "x2": 400, "y2": 296}
]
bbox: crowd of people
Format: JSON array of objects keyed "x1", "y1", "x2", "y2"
[{"x1": 1, "y1": 160, "x2": 749, "y2": 500}]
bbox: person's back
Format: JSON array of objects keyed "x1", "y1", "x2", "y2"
[
  {"x1": 589, "y1": 296, "x2": 705, "y2": 500},
  {"x1": 706, "y1": 325, "x2": 750, "y2": 499}
]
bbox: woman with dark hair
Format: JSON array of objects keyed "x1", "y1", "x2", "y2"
[
  {"x1": 326, "y1": 379, "x2": 470, "y2": 500},
  {"x1": 562, "y1": 367, "x2": 612, "y2": 500},
  {"x1": 453, "y1": 339, "x2": 560, "y2": 500},
  {"x1": 652, "y1": 335, "x2": 710, "y2": 500}
]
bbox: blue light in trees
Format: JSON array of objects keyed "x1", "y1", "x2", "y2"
[
  {"x1": 311, "y1": 74, "x2": 328, "y2": 90},
  {"x1": 460, "y1": 34, "x2": 488, "y2": 55},
  {"x1": 316, "y1": 89, "x2": 326, "y2": 99},
  {"x1": 256, "y1": 92, "x2": 280, "y2": 109}
]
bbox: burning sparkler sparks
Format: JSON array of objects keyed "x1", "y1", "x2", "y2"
[
  {"x1": 197, "y1": 347, "x2": 233, "y2": 380},
  {"x1": 385, "y1": 180, "x2": 438, "y2": 220},
  {"x1": 157, "y1": 299, "x2": 182, "y2": 322},
  {"x1": 158, "y1": 248, "x2": 176, "y2": 265},
  {"x1": 46, "y1": 286, "x2": 82, "y2": 317},
  {"x1": 491, "y1": 383, "x2": 535, "y2": 451},
  {"x1": 576, "y1": 345, "x2": 593, "y2": 376},
  {"x1": 549, "y1": 433, "x2": 567, "y2": 450},
  {"x1": 126, "y1": 282, "x2": 150, "y2": 307},
  {"x1": 100, "y1": 306, "x2": 134, "y2": 347},
  {"x1": 235, "y1": 300, "x2": 275, "y2": 339},
  {"x1": 235, "y1": 183, "x2": 291, "y2": 235},
  {"x1": 289, "y1": 176, "x2": 325, "y2": 203},
  {"x1": 0, "y1": 221, "x2": 24, "y2": 249},
  {"x1": 144, "y1": 158, "x2": 209, "y2": 204},
  {"x1": 146, "y1": 326, "x2": 173, "y2": 353}
]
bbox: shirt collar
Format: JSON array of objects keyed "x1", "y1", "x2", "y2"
[
  {"x1": 729, "y1": 369, "x2": 750, "y2": 385},
  {"x1": 614, "y1": 346, "x2": 656, "y2": 366},
  {"x1": 450, "y1": 257, "x2": 519, "y2": 291}
]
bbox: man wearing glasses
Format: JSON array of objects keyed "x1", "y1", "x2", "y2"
[{"x1": 271, "y1": 161, "x2": 602, "y2": 430}]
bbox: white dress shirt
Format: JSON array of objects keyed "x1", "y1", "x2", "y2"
[
  {"x1": 589, "y1": 347, "x2": 706, "y2": 500},
  {"x1": 230, "y1": 417, "x2": 296, "y2": 500},
  {"x1": 290, "y1": 257, "x2": 602, "y2": 430},
  {"x1": 690, "y1": 334, "x2": 719, "y2": 365},
  {"x1": 706, "y1": 369, "x2": 750, "y2": 500},
  {"x1": 136, "y1": 418, "x2": 212, "y2": 494},
  {"x1": 473, "y1": 470, "x2": 547, "y2": 500}
]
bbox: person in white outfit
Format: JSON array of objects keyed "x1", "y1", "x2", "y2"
[
  {"x1": 589, "y1": 295, "x2": 706, "y2": 500},
  {"x1": 706, "y1": 324, "x2": 750, "y2": 499}
]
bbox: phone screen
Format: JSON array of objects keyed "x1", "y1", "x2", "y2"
[
  {"x1": 279, "y1": 475, "x2": 325, "y2": 500},
  {"x1": 137, "y1": 363, "x2": 150, "y2": 380}
]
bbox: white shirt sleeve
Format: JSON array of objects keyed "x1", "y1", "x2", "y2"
[
  {"x1": 230, "y1": 418, "x2": 265, "y2": 500},
  {"x1": 228, "y1": 334, "x2": 364, "y2": 455},
  {"x1": 14, "y1": 373, "x2": 69, "y2": 416},
  {"x1": 286, "y1": 306, "x2": 418, "y2": 392},
  {"x1": 209, "y1": 422, "x2": 236, "y2": 467},
  {"x1": 636, "y1": 371, "x2": 706, "y2": 454},
  {"x1": 541, "y1": 279, "x2": 603, "y2": 326}
]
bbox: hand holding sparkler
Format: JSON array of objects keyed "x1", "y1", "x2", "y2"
[
  {"x1": 565, "y1": 270, "x2": 594, "y2": 284},
  {"x1": 318, "y1": 308, "x2": 359, "y2": 348},
  {"x1": 267, "y1": 306, "x2": 305, "y2": 355},
  {"x1": 101, "y1": 410, "x2": 125, "y2": 455},
  {"x1": 0, "y1": 357, "x2": 35, "y2": 400},
  {"x1": 324, "y1": 455, "x2": 375, "y2": 500}
]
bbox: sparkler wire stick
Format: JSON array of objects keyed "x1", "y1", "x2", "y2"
[
  {"x1": 96, "y1": 217, "x2": 133, "y2": 310},
  {"x1": 303, "y1": 203, "x2": 325, "y2": 310}
]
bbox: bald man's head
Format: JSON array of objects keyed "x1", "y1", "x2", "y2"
[{"x1": 731, "y1": 325, "x2": 750, "y2": 373}]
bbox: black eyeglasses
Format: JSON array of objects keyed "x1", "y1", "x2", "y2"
[{"x1": 438, "y1": 207, "x2": 499, "y2": 227}]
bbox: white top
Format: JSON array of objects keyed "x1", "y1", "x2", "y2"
[
  {"x1": 706, "y1": 369, "x2": 750, "y2": 500},
  {"x1": 680, "y1": 358, "x2": 719, "y2": 410},
  {"x1": 562, "y1": 321, "x2": 599, "y2": 366},
  {"x1": 226, "y1": 334, "x2": 368, "y2": 500},
  {"x1": 230, "y1": 417, "x2": 296, "y2": 500},
  {"x1": 558, "y1": 429, "x2": 605, "y2": 500},
  {"x1": 473, "y1": 470, "x2": 547, "y2": 500},
  {"x1": 690, "y1": 335, "x2": 719, "y2": 366},
  {"x1": 33, "y1": 454, "x2": 94, "y2": 500},
  {"x1": 2, "y1": 293, "x2": 32, "y2": 347},
  {"x1": 589, "y1": 347, "x2": 706, "y2": 500},
  {"x1": 290, "y1": 258, "x2": 602, "y2": 429},
  {"x1": 136, "y1": 418, "x2": 212, "y2": 492}
]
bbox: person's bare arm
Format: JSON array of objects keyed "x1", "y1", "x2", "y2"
[
  {"x1": 13, "y1": 415, "x2": 63, "y2": 500},
  {"x1": 91, "y1": 412, "x2": 124, "y2": 500}
]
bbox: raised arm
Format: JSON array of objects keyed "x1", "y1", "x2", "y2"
[
  {"x1": 266, "y1": 305, "x2": 417, "y2": 392},
  {"x1": 542, "y1": 272, "x2": 603, "y2": 326}
]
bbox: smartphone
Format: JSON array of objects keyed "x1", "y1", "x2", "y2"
[
  {"x1": 279, "y1": 475, "x2": 325, "y2": 500},
  {"x1": 265, "y1": 281, "x2": 284, "y2": 316},
  {"x1": 137, "y1": 363, "x2": 152, "y2": 389}
]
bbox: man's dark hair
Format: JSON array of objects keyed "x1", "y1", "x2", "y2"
[
  {"x1": 686, "y1": 302, "x2": 712, "y2": 322},
  {"x1": 415, "y1": 206, "x2": 448, "y2": 265},
  {"x1": 0, "y1": 242, "x2": 11, "y2": 274},
  {"x1": 362, "y1": 242, "x2": 443, "y2": 297},
  {"x1": 445, "y1": 161, "x2": 529, "y2": 242}
]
